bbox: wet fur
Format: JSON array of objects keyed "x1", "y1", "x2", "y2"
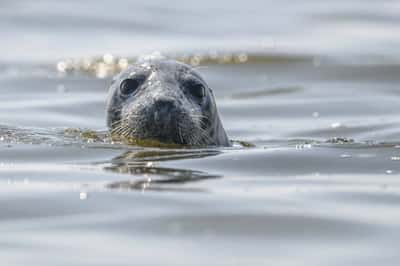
[{"x1": 106, "y1": 58, "x2": 230, "y2": 146}]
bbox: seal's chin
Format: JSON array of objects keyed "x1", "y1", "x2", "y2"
[
  {"x1": 118, "y1": 113, "x2": 195, "y2": 146},
  {"x1": 139, "y1": 121, "x2": 187, "y2": 144}
]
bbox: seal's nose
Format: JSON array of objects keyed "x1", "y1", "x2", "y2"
[
  {"x1": 154, "y1": 97, "x2": 175, "y2": 109},
  {"x1": 153, "y1": 97, "x2": 176, "y2": 124}
]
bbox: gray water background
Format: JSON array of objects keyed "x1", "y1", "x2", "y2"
[{"x1": 1, "y1": 0, "x2": 400, "y2": 265}]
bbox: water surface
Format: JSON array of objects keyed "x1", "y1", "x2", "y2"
[{"x1": 1, "y1": 0, "x2": 400, "y2": 265}]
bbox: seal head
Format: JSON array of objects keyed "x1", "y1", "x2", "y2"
[{"x1": 106, "y1": 58, "x2": 230, "y2": 146}]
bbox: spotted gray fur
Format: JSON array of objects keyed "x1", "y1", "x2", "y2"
[{"x1": 106, "y1": 58, "x2": 230, "y2": 146}]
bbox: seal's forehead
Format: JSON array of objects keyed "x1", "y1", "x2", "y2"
[
  {"x1": 112, "y1": 62, "x2": 151, "y2": 81},
  {"x1": 113, "y1": 59, "x2": 205, "y2": 83},
  {"x1": 155, "y1": 60, "x2": 206, "y2": 83}
]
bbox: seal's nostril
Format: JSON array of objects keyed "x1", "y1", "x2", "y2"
[
  {"x1": 154, "y1": 109, "x2": 171, "y2": 124},
  {"x1": 154, "y1": 111, "x2": 161, "y2": 123}
]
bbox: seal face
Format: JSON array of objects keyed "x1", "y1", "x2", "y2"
[{"x1": 106, "y1": 58, "x2": 230, "y2": 146}]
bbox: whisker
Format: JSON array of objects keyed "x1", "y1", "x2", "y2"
[{"x1": 178, "y1": 123, "x2": 184, "y2": 144}]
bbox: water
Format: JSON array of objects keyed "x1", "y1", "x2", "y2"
[{"x1": 1, "y1": 0, "x2": 400, "y2": 265}]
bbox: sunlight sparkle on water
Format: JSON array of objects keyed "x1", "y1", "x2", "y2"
[
  {"x1": 103, "y1": 53, "x2": 114, "y2": 64},
  {"x1": 57, "y1": 61, "x2": 67, "y2": 73},
  {"x1": 79, "y1": 191, "x2": 88, "y2": 200},
  {"x1": 118, "y1": 58, "x2": 129, "y2": 69}
]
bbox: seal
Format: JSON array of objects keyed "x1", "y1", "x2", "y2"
[{"x1": 106, "y1": 56, "x2": 230, "y2": 146}]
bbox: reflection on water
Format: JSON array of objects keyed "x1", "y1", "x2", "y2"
[
  {"x1": 110, "y1": 149, "x2": 221, "y2": 162},
  {"x1": 105, "y1": 150, "x2": 221, "y2": 191}
]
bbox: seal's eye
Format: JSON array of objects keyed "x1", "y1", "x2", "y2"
[
  {"x1": 120, "y1": 75, "x2": 146, "y2": 95},
  {"x1": 183, "y1": 79, "x2": 205, "y2": 100}
]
